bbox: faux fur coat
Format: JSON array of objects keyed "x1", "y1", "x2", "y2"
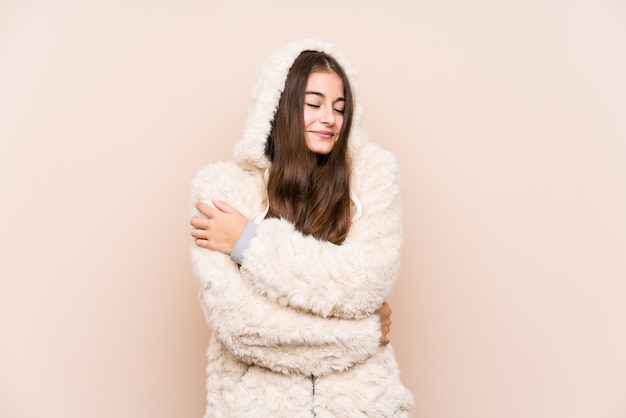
[{"x1": 190, "y1": 39, "x2": 413, "y2": 417}]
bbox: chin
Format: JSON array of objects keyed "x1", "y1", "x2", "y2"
[{"x1": 307, "y1": 143, "x2": 335, "y2": 155}]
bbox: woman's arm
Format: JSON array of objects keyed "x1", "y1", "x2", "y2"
[
  {"x1": 192, "y1": 247, "x2": 383, "y2": 376},
  {"x1": 190, "y1": 161, "x2": 385, "y2": 375},
  {"x1": 239, "y1": 146, "x2": 403, "y2": 320}
]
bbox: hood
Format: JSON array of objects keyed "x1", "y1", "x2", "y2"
[{"x1": 233, "y1": 39, "x2": 367, "y2": 171}]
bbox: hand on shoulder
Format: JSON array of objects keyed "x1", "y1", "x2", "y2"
[{"x1": 190, "y1": 198, "x2": 249, "y2": 255}]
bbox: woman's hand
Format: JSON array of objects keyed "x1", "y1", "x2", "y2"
[
  {"x1": 190, "y1": 198, "x2": 249, "y2": 255},
  {"x1": 377, "y1": 300, "x2": 392, "y2": 345}
]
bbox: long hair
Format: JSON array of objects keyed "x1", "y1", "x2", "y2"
[{"x1": 264, "y1": 50, "x2": 354, "y2": 245}]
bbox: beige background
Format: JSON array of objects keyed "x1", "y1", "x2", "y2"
[{"x1": 2, "y1": 0, "x2": 625, "y2": 417}]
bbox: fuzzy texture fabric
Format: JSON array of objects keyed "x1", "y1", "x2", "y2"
[{"x1": 191, "y1": 39, "x2": 413, "y2": 418}]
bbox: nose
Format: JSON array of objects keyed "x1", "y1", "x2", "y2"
[{"x1": 320, "y1": 106, "x2": 335, "y2": 126}]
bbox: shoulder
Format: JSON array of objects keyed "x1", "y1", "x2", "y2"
[
  {"x1": 191, "y1": 161, "x2": 265, "y2": 218},
  {"x1": 192, "y1": 160, "x2": 244, "y2": 182},
  {"x1": 191, "y1": 161, "x2": 242, "y2": 198},
  {"x1": 349, "y1": 143, "x2": 402, "y2": 222},
  {"x1": 351, "y1": 142, "x2": 400, "y2": 186}
]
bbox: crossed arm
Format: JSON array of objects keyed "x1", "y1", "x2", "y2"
[
  {"x1": 190, "y1": 198, "x2": 393, "y2": 345},
  {"x1": 190, "y1": 148, "x2": 402, "y2": 373}
]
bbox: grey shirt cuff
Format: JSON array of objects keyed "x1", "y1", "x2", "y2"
[{"x1": 230, "y1": 222, "x2": 258, "y2": 265}]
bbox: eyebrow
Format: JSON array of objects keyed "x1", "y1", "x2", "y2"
[{"x1": 305, "y1": 91, "x2": 345, "y2": 102}]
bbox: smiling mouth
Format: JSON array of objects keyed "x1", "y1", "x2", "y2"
[{"x1": 311, "y1": 131, "x2": 334, "y2": 139}]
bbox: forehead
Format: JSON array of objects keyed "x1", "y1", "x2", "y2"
[{"x1": 305, "y1": 71, "x2": 344, "y2": 97}]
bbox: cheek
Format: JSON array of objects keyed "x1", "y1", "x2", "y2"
[
  {"x1": 336, "y1": 116, "x2": 344, "y2": 132},
  {"x1": 303, "y1": 109, "x2": 315, "y2": 128}
]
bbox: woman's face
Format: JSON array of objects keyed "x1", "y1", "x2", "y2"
[{"x1": 303, "y1": 71, "x2": 345, "y2": 155}]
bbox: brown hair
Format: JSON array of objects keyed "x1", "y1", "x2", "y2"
[{"x1": 264, "y1": 50, "x2": 354, "y2": 244}]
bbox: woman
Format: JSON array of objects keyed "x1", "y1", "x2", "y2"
[{"x1": 190, "y1": 39, "x2": 413, "y2": 417}]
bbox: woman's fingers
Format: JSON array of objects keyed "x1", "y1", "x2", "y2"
[
  {"x1": 190, "y1": 199, "x2": 248, "y2": 254},
  {"x1": 212, "y1": 198, "x2": 233, "y2": 213},
  {"x1": 190, "y1": 225, "x2": 206, "y2": 238},
  {"x1": 378, "y1": 301, "x2": 393, "y2": 345},
  {"x1": 190, "y1": 215, "x2": 209, "y2": 229},
  {"x1": 196, "y1": 201, "x2": 217, "y2": 217}
]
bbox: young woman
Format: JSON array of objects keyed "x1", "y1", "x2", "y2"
[{"x1": 190, "y1": 39, "x2": 413, "y2": 417}]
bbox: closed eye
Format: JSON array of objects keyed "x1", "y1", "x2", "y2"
[{"x1": 306, "y1": 103, "x2": 320, "y2": 108}]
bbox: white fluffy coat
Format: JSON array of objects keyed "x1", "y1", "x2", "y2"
[{"x1": 191, "y1": 39, "x2": 413, "y2": 417}]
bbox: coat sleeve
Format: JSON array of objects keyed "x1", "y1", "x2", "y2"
[
  {"x1": 192, "y1": 246, "x2": 383, "y2": 376},
  {"x1": 190, "y1": 162, "x2": 383, "y2": 376},
  {"x1": 239, "y1": 146, "x2": 403, "y2": 320}
]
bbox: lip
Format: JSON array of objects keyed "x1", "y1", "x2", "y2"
[{"x1": 310, "y1": 130, "x2": 335, "y2": 140}]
